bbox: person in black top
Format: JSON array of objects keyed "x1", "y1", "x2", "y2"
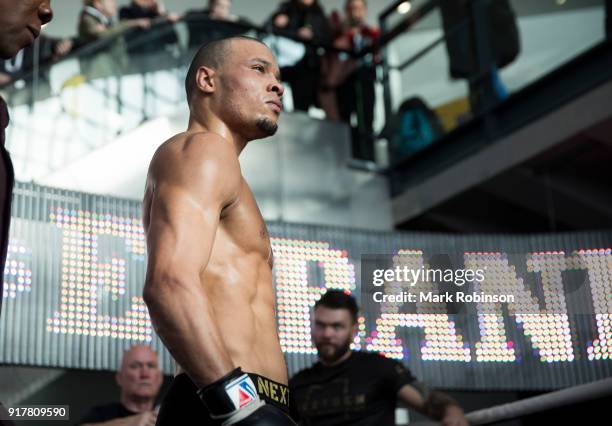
[
  {"x1": 184, "y1": 0, "x2": 246, "y2": 24},
  {"x1": 79, "y1": 345, "x2": 163, "y2": 426},
  {"x1": 118, "y1": 0, "x2": 179, "y2": 57},
  {"x1": 322, "y1": 0, "x2": 381, "y2": 161},
  {"x1": 184, "y1": 0, "x2": 252, "y2": 48},
  {"x1": 119, "y1": 0, "x2": 179, "y2": 22},
  {"x1": 1, "y1": 34, "x2": 73, "y2": 94},
  {"x1": 268, "y1": 0, "x2": 331, "y2": 112},
  {"x1": 0, "y1": 0, "x2": 53, "y2": 313},
  {"x1": 290, "y1": 290, "x2": 468, "y2": 425},
  {"x1": 0, "y1": 8, "x2": 53, "y2": 426}
]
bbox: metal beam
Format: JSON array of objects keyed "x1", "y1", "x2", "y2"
[{"x1": 392, "y1": 79, "x2": 612, "y2": 224}]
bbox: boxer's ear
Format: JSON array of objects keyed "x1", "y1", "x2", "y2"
[{"x1": 195, "y1": 66, "x2": 217, "y2": 94}]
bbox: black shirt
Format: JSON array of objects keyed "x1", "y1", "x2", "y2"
[
  {"x1": 118, "y1": 2, "x2": 177, "y2": 53},
  {"x1": 290, "y1": 351, "x2": 416, "y2": 426},
  {"x1": 78, "y1": 402, "x2": 137, "y2": 424},
  {"x1": 0, "y1": 96, "x2": 14, "y2": 319},
  {"x1": 119, "y1": 2, "x2": 161, "y2": 20},
  {"x1": 269, "y1": 0, "x2": 331, "y2": 45}
]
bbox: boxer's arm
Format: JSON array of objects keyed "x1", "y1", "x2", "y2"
[{"x1": 143, "y1": 135, "x2": 240, "y2": 388}]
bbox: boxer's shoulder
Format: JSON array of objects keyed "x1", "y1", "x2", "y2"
[
  {"x1": 154, "y1": 131, "x2": 237, "y2": 164},
  {"x1": 149, "y1": 131, "x2": 240, "y2": 191}
]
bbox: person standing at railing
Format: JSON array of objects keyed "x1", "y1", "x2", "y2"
[
  {"x1": 268, "y1": 0, "x2": 331, "y2": 113},
  {"x1": 186, "y1": 0, "x2": 244, "y2": 24},
  {"x1": 78, "y1": 0, "x2": 152, "y2": 45},
  {"x1": 320, "y1": 0, "x2": 380, "y2": 161},
  {"x1": 184, "y1": 0, "x2": 252, "y2": 48},
  {"x1": 440, "y1": 0, "x2": 519, "y2": 116},
  {"x1": 119, "y1": 0, "x2": 180, "y2": 57},
  {"x1": 0, "y1": 35, "x2": 73, "y2": 89},
  {"x1": 120, "y1": 0, "x2": 180, "y2": 24},
  {"x1": 0, "y1": 1, "x2": 53, "y2": 425},
  {"x1": 77, "y1": 0, "x2": 151, "y2": 79}
]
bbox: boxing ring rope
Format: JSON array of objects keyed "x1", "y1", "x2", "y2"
[{"x1": 409, "y1": 377, "x2": 612, "y2": 425}]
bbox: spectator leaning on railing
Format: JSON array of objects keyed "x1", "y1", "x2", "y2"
[
  {"x1": 78, "y1": 0, "x2": 151, "y2": 78},
  {"x1": 268, "y1": 0, "x2": 331, "y2": 113},
  {"x1": 0, "y1": 34, "x2": 73, "y2": 87},
  {"x1": 320, "y1": 0, "x2": 380, "y2": 160},
  {"x1": 119, "y1": 0, "x2": 180, "y2": 24},
  {"x1": 184, "y1": 1, "x2": 252, "y2": 48},
  {"x1": 185, "y1": 0, "x2": 245, "y2": 24},
  {"x1": 119, "y1": 0, "x2": 180, "y2": 56},
  {"x1": 78, "y1": 0, "x2": 151, "y2": 45},
  {"x1": 0, "y1": 34, "x2": 73, "y2": 107}
]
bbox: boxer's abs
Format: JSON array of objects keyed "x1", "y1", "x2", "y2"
[{"x1": 175, "y1": 260, "x2": 288, "y2": 385}]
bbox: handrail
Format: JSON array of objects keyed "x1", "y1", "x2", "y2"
[
  {"x1": 386, "y1": 18, "x2": 470, "y2": 73},
  {"x1": 403, "y1": 377, "x2": 612, "y2": 426},
  {"x1": 377, "y1": 0, "x2": 439, "y2": 53},
  {"x1": 379, "y1": 0, "x2": 412, "y2": 21},
  {"x1": 0, "y1": 14, "x2": 356, "y2": 92},
  {"x1": 465, "y1": 377, "x2": 612, "y2": 425},
  {"x1": 1, "y1": 0, "x2": 449, "y2": 93}
]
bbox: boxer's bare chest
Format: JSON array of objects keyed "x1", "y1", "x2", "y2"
[{"x1": 219, "y1": 178, "x2": 273, "y2": 269}]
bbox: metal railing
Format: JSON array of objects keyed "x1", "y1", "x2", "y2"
[{"x1": 409, "y1": 377, "x2": 612, "y2": 425}]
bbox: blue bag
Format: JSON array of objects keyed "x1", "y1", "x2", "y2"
[{"x1": 382, "y1": 97, "x2": 443, "y2": 160}]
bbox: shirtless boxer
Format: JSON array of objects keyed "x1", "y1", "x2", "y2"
[
  {"x1": 0, "y1": 0, "x2": 53, "y2": 316},
  {"x1": 142, "y1": 36, "x2": 294, "y2": 425}
]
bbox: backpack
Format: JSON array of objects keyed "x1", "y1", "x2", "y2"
[{"x1": 381, "y1": 97, "x2": 444, "y2": 162}]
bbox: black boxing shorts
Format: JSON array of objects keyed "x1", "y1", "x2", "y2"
[{"x1": 156, "y1": 372, "x2": 290, "y2": 425}]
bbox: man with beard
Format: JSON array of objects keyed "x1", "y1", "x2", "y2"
[
  {"x1": 142, "y1": 36, "x2": 295, "y2": 425},
  {"x1": 290, "y1": 290, "x2": 468, "y2": 425}
]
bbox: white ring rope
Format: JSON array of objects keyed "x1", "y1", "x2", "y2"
[
  {"x1": 404, "y1": 377, "x2": 612, "y2": 425},
  {"x1": 466, "y1": 377, "x2": 612, "y2": 425}
]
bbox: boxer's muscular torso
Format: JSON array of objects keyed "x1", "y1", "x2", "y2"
[
  {"x1": 143, "y1": 132, "x2": 287, "y2": 385},
  {"x1": 189, "y1": 174, "x2": 287, "y2": 383}
]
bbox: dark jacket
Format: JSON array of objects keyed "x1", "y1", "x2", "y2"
[
  {"x1": 0, "y1": 95, "x2": 14, "y2": 319},
  {"x1": 183, "y1": 8, "x2": 252, "y2": 47},
  {"x1": 269, "y1": 0, "x2": 331, "y2": 46},
  {"x1": 1, "y1": 35, "x2": 63, "y2": 78},
  {"x1": 440, "y1": 0, "x2": 520, "y2": 78},
  {"x1": 118, "y1": 1, "x2": 177, "y2": 53},
  {"x1": 119, "y1": 2, "x2": 161, "y2": 20}
]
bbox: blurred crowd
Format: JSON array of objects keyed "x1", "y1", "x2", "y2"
[
  {"x1": 2, "y1": 0, "x2": 610, "y2": 163},
  {"x1": 0, "y1": 0, "x2": 379, "y2": 158}
]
